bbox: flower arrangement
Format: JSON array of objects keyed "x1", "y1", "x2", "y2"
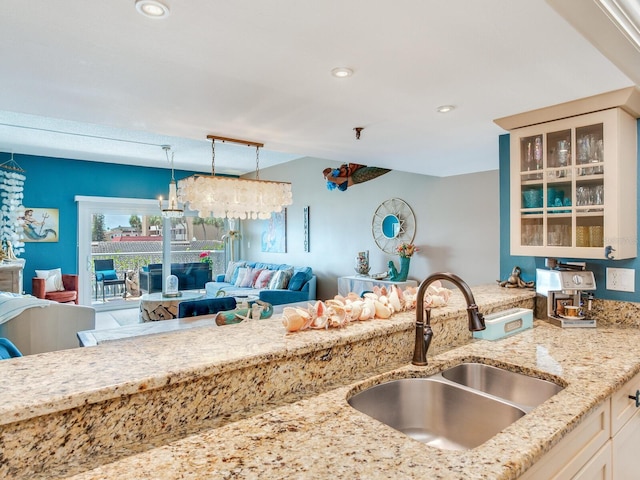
[
  {"x1": 396, "y1": 242, "x2": 419, "y2": 258},
  {"x1": 199, "y1": 251, "x2": 213, "y2": 265}
]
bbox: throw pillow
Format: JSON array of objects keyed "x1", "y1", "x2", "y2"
[
  {"x1": 35, "y1": 268, "x2": 65, "y2": 293},
  {"x1": 250, "y1": 268, "x2": 264, "y2": 288},
  {"x1": 224, "y1": 261, "x2": 246, "y2": 283},
  {"x1": 234, "y1": 267, "x2": 249, "y2": 287},
  {"x1": 238, "y1": 267, "x2": 255, "y2": 288},
  {"x1": 254, "y1": 269, "x2": 275, "y2": 289},
  {"x1": 288, "y1": 271, "x2": 308, "y2": 291},
  {"x1": 98, "y1": 269, "x2": 118, "y2": 281},
  {"x1": 268, "y1": 268, "x2": 294, "y2": 290}
]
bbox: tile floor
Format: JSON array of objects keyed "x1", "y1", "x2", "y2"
[{"x1": 95, "y1": 307, "x2": 140, "y2": 330}]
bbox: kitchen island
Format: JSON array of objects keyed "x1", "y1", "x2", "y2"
[{"x1": 2, "y1": 285, "x2": 639, "y2": 479}]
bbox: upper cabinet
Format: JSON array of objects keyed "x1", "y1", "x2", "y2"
[{"x1": 495, "y1": 88, "x2": 640, "y2": 260}]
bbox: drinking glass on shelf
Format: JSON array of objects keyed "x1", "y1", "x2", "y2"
[
  {"x1": 594, "y1": 185, "x2": 604, "y2": 205},
  {"x1": 557, "y1": 140, "x2": 569, "y2": 167},
  {"x1": 576, "y1": 186, "x2": 586, "y2": 206},
  {"x1": 590, "y1": 226, "x2": 603, "y2": 247},
  {"x1": 576, "y1": 226, "x2": 589, "y2": 247},
  {"x1": 577, "y1": 135, "x2": 588, "y2": 164}
]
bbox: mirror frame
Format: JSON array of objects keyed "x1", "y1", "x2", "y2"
[{"x1": 372, "y1": 198, "x2": 416, "y2": 253}]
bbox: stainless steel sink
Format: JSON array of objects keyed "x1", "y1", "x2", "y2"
[
  {"x1": 348, "y1": 378, "x2": 526, "y2": 450},
  {"x1": 440, "y1": 363, "x2": 564, "y2": 410},
  {"x1": 347, "y1": 362, "x2": 565, "y2": 450}
]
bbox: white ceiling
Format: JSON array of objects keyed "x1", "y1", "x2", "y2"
[{"x1": 0, "y1": 0, "x2": 637, "y2": 177}]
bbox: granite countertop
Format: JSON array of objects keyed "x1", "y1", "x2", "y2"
[
  {"x1": 3, "y1": 285, "x2": 639, "y2": 479},
  {"x1": 0, "y1": 284, "x2": 533, "y2": 426},
  {"x1": 61, "y1": 302, "x2": 640, "y2": 478}
]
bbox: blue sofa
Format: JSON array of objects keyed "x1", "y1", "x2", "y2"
[
  {"x1": 139, "y1": 263, "x2": 212, "y2": 294},
  {"x1": 205, "y1": 261, "x2": 316, "y2": 306}
]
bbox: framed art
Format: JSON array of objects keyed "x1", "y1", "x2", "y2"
[
  {"x1": 261, "y1": 209, "x2": 287, "y2": 253},
  {"x1": 22, "y1": 207, "x2": 59, "y2": 242},
  {"x1": 303, "y1": 206, "x2": 310, "y2": 252}
]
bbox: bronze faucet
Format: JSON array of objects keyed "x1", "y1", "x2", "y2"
[{"x1": 412, "y1": 272, "x2": 486, "y2": 366}]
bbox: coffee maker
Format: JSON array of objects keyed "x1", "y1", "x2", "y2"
[{"x1": 536, "y1": 262, "x2": 597, "y2": 328}]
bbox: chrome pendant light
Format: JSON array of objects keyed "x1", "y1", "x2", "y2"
[{"x1": 159, "y1": 145, "x2": 184, "y2": 218}]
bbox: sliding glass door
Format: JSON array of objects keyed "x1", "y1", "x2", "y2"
[{"x1": 76, "y1": 196, "x2": 235, "y2": 311}]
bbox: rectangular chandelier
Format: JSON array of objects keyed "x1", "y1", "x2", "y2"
[{"x1": 177, "y1": 135, "x2": 292, "y2": 220}]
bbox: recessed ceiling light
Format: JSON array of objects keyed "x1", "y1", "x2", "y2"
[
  {"x1": 135, "y1": 0, "x2": 170, "y2": 18},
  {"x1": 436, "y1": 105, "x2": 455, "y2": 113},
  {"x1": 331, "y1": 67, "x2": 354, "y2": 78}
]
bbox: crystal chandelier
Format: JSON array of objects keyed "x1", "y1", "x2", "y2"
[
  {"x1": 177, "y1": 135, "x2": 293, "y2": 220},
  {"x1": 159, "y1": 145, "x2": 184, "y2": 218}
]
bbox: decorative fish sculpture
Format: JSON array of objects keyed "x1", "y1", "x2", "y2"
[{"x1": 323, "y1": 163, "x2": 391, "y2": 191}]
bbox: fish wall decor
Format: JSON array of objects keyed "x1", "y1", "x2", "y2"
[{"x1": 323, "y1": 163, "x2": 390, "y2": 191}]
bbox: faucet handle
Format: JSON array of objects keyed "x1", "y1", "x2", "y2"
[{"x1": 467, "y1": 304, "x2": 486, "y2": 332}]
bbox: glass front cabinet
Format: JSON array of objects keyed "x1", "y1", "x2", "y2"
[{"x1": 510, "y1": 108, "x2": 637, "y2": 259}]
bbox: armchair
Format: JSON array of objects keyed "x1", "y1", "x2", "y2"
[{"x1": 32, "y1": 273, "x2": 78, "y2": 304}]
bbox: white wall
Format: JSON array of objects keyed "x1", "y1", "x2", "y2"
[{"x1": 240, "y1": 157, "x2": 500, "y2": 300}]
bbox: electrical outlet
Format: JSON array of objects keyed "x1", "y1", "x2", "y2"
[{"x1": 606, "y1": 267, "x2": 635, "y2": 292}]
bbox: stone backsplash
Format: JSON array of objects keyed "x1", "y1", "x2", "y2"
[{"x1": 535, "y1": 294, "x2": 640, "y2": 328}]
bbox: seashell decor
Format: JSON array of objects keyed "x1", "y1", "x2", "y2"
[
  {"x1": 0, "y1": 168, "x2": 26, "y2": 256},
  {"x1": 282, "y1": 281, "x2": 452, "y2": 333}
]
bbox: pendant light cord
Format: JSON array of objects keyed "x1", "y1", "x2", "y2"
[{"x1": 211, "y1": 139, "x2": 216, "y2": 176}]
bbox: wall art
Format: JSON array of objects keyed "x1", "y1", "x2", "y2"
[
  {"x1": 22, "y1": 207, "x2": 59, "y2": 242},
  {"x1": 303, "y1": 206, "x2": 310, "y2": 252},
  {"x1": 261, "y1": 209, "x2": 286, "y2": 253}
]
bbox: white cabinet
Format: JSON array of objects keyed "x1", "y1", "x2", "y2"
[
  {"x1": 611, "y1": 371, "x2": 640, "y2": 479},
  {"x1": 520, "y1": 401, "x2": 610, "y2": 480},
  {"x1": 521, "y1": 369, "x2": 640, "y2": 479},
  {"x1": 574, "y1": 441, "x2": 612, "y2": 480},
  {"x1": 509, "y1": 108, "x2": 637, "y2": 260}
]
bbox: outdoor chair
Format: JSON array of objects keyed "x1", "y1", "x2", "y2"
[{"x1": 94, "y1": 259, "x2": 127, "y2": 302}]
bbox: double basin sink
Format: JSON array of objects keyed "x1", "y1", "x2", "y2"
[{"x1": 347, "y1": 362, "x2": 564, "y2": 451}]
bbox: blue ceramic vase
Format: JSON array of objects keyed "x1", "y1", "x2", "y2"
[{"x1": 389, "y1": 256, "x2": 410, "y2": 282}]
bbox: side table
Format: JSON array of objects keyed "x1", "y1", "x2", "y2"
[
  {"x1": 337, "y1": 275, "x2": 418, "y2": 297},
  {"x1": 0, "y1": 260, "x2": 25, "y2": 294},
  {"x1": 139, "y1": 291, "x2": 204, "y2": 322}
]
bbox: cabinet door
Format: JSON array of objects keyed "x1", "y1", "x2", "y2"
[
  {"x1": 573, "y1": 441, "x2": 611, "y2": 480},
  {"x1": 611, "y1": 370, "x2": 640, "y2": 479},
  {"x1": 510, "y1": 108, "x2": 637, "y2": 260},
  {"x1": 612, "y1": 408, "x2": 640, "y2": 479},
  {"x1": 520, "y1": 401, "x2": 609, "y2": 480}
]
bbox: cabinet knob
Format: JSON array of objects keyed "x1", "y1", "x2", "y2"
[
  {"x1": 628, "y1": 390, "x2": 640, "y2": 408},
  {"x1": 605, "y1": 246, "x2": 616, "y2": 260}
]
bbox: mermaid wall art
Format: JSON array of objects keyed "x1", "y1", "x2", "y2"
[
  {"x1": 322, "y1": 163, "x2": 391, "y2": 192},
  {"x1": 21, "y1": 208, "x2": 59, "y2": 242}
]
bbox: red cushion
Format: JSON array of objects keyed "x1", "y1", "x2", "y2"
[{"x1": 46, "y1": 291, "x2": 77, "y2": 303}]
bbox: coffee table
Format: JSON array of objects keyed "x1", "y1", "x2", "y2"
[{"x1": 139, "y1": 291, "x2": 204, "y2": 322}]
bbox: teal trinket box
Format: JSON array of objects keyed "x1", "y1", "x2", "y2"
[{"x1": 473, "y1": 308, "x2": 533, "y2": 341}]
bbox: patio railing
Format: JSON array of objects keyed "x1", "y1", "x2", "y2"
[{"x1": 91, "y1": 249, "x2": 226, "y2": 294}]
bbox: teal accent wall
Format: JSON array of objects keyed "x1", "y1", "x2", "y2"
[
  {"x1": 0, "y1": 152, "x2": 198, "y2": 293},
  {"x1": 499, "y1": 119, "x2": 640, "y2": 301}
]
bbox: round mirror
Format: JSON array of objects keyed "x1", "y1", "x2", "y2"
[
  {"x1": 382, "y1": 214, "x2": 400, "y2": 238},
  {"x1": 372, "y1": 198, "x2": 416, "y2": 254}
]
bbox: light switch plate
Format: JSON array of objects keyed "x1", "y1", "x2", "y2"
[{"x1": 606, "y1": 267, "x2": 635, "y2": 292}]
